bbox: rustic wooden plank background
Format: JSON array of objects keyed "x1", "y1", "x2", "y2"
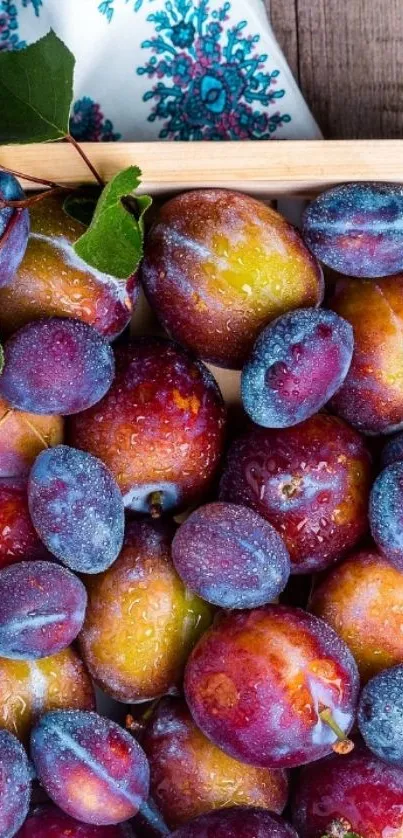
[{"x1": 268, "y1": 0, "x2": 403, "y2": 139}]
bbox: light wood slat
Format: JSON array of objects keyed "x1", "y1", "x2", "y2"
[{"x1": 1, "y1": 141, "x2": 403, "y2": 198}]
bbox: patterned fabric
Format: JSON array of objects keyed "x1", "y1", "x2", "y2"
[
  {"x1": 70, "y1": 98, "x2": 122, "y2": 142},
  {"x1": 4, "y1": 0, "x2": 321, "y2": 141},
  {"x1": 0, "y1": 1, "x2": 26, "y2": 50},
  {"x1": 137, "y1": 0, "x2": 291, "y2": 140}
]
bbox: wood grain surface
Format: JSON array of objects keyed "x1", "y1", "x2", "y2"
[
  {"x1": 268, "y1": 0, "x2": 403, "y2": 139},
  {"x1": 3, "y1": 141, "x2": 403, "y2": 196}
]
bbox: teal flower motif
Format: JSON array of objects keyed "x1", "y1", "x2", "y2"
[{"x1": 170, "y1": 20, "x2": 195, "y2": 48}]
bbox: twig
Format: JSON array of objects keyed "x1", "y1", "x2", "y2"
[
  {"x1": 0, "y1": 165, "x2": 67, "y2": 190},
  {"x1": 0, "y1": 186, "x2": 65, "y2": 210},
  {"x1": 65, "y1": 134, "x2": 104, "y2": 187}
]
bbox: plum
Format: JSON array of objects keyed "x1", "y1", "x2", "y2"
[
  {"x1": 30, "y1": 710, "x2": 150, "y2": 825},
  {"x1": 141, "y1": 189, "x2": 323, "y2": 369},
  {"x1": 381, "y1": 431, "x2": 403, "y2": 467},
  {"x1": 292, "y1": 743, "x2": 403, "y2": 838},
  {"x1": 184, "y1": 605, "x2": 359, "y2": 769},
  {"x1": 171, "y1": 502, "x2": 290, "y2": 609},
  {"x1": 0, "y1": 729, "x2": 31, "y2": 838},
  {"x1": 330, "y1": 275, "x2": 403, "y2": 434},
  {"x1": 0, "y1": 478, "x2": 47, "y2": 569},
  {"x1": 68, "y1": 339, "x2": 226, "y2": 515},
  {"x1": 0, "y1": 172, "x2": 29, "y2": 288},
  {"x1": 370, "y1": 462, "x2": 403, "y2": 570},
  {"x1": 310, "y1": 549, "x2": 403, "y2": 681},
  {"x1": 241, "y1": 308, "x2": 353, "y2": 428},
  {"x1": 142, "y1": 697, "x2": 288, "y2": 829},
  {"x1": 302, "y1": 182, "x2": 403, "y2": 277},
  {"x1": 0, "y1": 647, "x2": 95, "y2": 743},
  {"x1": 79, "y1": 518, "x2": 212, "y2": 703},
  {"x1": 171, "y1": 808, "x2": 298, "y2": 838},
  {"x1": 219, "y1": 414, "x2": 371, "y2": 574},
  {"x1": 15, "y1": 805, "x2": 135, "y2": 836},
  {"x1": 0, "y1": 318, "x2": 115, "y2": 415},
  {"x1": 0, "y1": 560, "x2": 87, "y2": 659},
  {"x1": 358, "y1": 665, "x2": 403, "y2": 765},
  {"x1": 0, "y1": 193, "x2": 131, "y2": 340},
  {"x1": 28, "y1": 445, "x2": 125, "y2": 574},
  {"x1": 0, "y1": 397, "x2": 63, "y2": 478}
]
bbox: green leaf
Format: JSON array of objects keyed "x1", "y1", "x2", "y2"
[
  {"x1": 73, "y1": 166, "x2": 152, "y2": 279},
  {"x1": 0, "y1": 30, "x2": 75, "y2": 144},
  {"x1": 63, "y1": 188, "x2": 102, "y2": 227}
]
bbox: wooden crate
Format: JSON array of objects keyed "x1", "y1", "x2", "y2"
[
  {"x1": 3, "y1": 139, "x2": 402, "y2": 405},
  {"x1": 2, "y1": 140, "x2": 403, "y2": 198}
]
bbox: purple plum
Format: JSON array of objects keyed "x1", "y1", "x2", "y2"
[
  {"x1": 28, "y1": 445, "x2": 124, "y2": 574},
  {"x1": 0, "y1": 318, "x2": 115, "y2": 415}
]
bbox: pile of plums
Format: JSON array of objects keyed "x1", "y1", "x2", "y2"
[{"x1": 1, "y1": 172, "x2": 403, "y2": 837}]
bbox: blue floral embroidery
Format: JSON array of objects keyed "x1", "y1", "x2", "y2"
[
  {"x1": 0, "y1": 1, "x2": 25, "y2": 50},
  {"x1": 22, "y1": 0, "x2": 42, "y2": 16},
  {"x1": 137, "y1": 0, "x2": 291, "y2": 140},
  {"x1": 69, "y1": 97, "x2": 121, "y2": 142},
  {"x1": 0, "y1": 0, "x2": 43, "y2": 52},
  {"x1": 98, "y1": 0, "x2": 154, "y2": 22}
]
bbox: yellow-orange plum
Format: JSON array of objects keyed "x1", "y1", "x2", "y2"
[
  {"x1": 142, "y1": 190, "x2": 324, "y2": 368},
  {"x1": 0, "y1": 647, "x2": 95, "y2": 743},
  {"x1": 79, "y1": 519, "x2": 212, "y2": 703},
  {"x1": 0, "y1": 397, "x2": 63, "y2": 478},
  {"x1": 0, "y1": 194, "x2": 132, "y2": 340},
  {"x1": 310, "y1": 549, "x2": 403, "y2": 681},
  {"x1": 142, "y1": 697, "x2": 288, "y2": 829}
]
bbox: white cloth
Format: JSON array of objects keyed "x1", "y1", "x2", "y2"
[{"x1": 2, "y1": 0, "x2": 322, "y2": 141}]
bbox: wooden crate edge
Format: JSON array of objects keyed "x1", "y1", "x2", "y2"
[{"x1": 1, "y1": 140, "x2": 402, "y2": 196}]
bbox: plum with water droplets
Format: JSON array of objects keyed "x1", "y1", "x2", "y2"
[
  {"x1": 0, "y1": 646, "x2": 95, "y2": 743},
  {"x1": 0, "y1": 318, "x2": 115, "y2": 415},
  {"x1": 142, "y1": 697, "x2": 289, "y2": 829},
  {"x1": 172, "y1": 502, "x2": 290, "y2": 609},
  {"x1": 220, "y1": 414, "x2": 371, "y2": 574},
  {"x1": 0, "y1": 478, "x2": 47, "y2": 569},
  {"x1": 0, "y1": 397, "x2": 63, "y2": 479},
  {"x1": 80, "y1": 517, "x2": 212, "y2": 703},
  {"x1": 28, "y1": 445, "x2": 124, "y2": 574},
  {"x1": 358, "y1": 665, "x2": 403, "y2": 765},
  {"x1": 330, "y1": 275, "x2": 403, "y2": 434},
  {"x1": 171, "y1": 808, "x2": 298, "y2": 838},
  {"x1": 369, "y1": 461, "x2": 403, "y2": 571},
  {"x1": 0, "y1": 729, "x2": 31, "y2": 838},
  {"x1": 184, "y1": 605, "x2": 359, "y2": 769},
  {"x1": 302, "y1": 182, "x2": 403, "y2": 277},
  {"x1": 292, "y1": 743, "x2": 403, "y2": 838},
  {"x1": 310, "y1": 548, "x2": 403, "y2": 681},
  {"x1": 142, "y1": 189, "x2": 323, "y2": 369},
  {"x1": 241, "y1": 308, "x2": 353, "y2": 428},
  {"x1": 15, "y1": 805, "x2": 135, "y2": 837},
  {"x1": 0, "y1": 560, "x2": 87, "y2": 659},
  {"x1": 30, "y1": 710, "x2": 150, "y2": 826},
  {"x1": 0, "y1": 193, "x2": 132, "y2": 340},
  {"x1": 68, "y1": 339, "x2": 226, "y2": 515}
]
